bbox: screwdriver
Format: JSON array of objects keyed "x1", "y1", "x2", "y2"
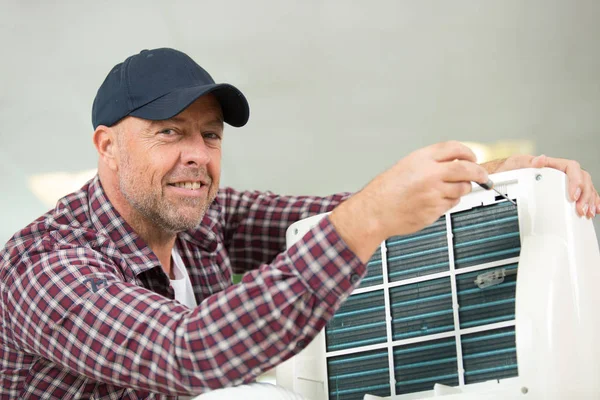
[{"x1": 477, "y1": 179, "x2": 517, "y2": 206}]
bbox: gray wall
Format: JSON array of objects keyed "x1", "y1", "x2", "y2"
[{"x1": 1, "y1": 0, "x2": 599, "y2": 245}]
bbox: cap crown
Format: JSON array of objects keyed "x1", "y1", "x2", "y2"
[{"x1": 92, "y1": 48, "x2": 216, "y2": 128}]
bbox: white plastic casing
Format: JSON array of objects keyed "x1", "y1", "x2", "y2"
[{"x1": 276, "y1": 168, "x2": 600, "y2": 399}]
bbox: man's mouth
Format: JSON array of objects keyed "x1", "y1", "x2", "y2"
[{"x1": 169, "y1": 181, "x2": 204, "y2": 190}]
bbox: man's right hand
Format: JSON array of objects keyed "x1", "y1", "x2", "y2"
[{"x1": 330, "y1": 141, "x2": 489, "y2": 263}]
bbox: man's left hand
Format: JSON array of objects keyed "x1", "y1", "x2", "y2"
[{"x1": 492, "y1": 154, "x2": 599, "y2": 219}]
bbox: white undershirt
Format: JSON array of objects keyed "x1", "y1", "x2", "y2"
[
  {"x1": 170, "y1": 248, "x2": 198, "y2": 400},
  {"x1": 170, "y1": 247, "x2": 197, "y2": 309}
]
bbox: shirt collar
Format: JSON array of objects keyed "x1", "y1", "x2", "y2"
[
  {"x1": 86, "y1": 175, "x2": 221, "y2": 275},
  {"x1": 87, "y1": 175, "x2": 161, "y2": 276}
]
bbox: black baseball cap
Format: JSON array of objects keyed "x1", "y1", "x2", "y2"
[{"x1": 92, "y1": 48, "x2": 249, "y2": 129}]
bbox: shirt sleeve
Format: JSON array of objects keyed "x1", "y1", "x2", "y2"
[
  {"x1": 218, "y1": 187, "x2": 352, "y2": 275},
  {"x1": 4, "y1": 216, "x2": 366, "y2": 396}
]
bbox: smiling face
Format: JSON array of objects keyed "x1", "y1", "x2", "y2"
[{"x1": 110, "y1": 94, "x2": 223, "y2": 234}]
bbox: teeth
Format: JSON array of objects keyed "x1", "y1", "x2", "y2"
[{"x1": 173, "y1": 182, "x2": 202, "y2": 190}]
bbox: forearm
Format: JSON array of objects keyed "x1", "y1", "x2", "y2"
[
  {"x1": 329, "y1": 191, "x2": 385, "y2": 263},
  {"x1": 480, "y1": 154, "x2": 535, "y2": 174}
]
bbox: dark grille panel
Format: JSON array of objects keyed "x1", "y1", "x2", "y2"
[
  {"x1": 326, "y1": 290, "x2": 386, "y2": 352},
  {"x1": 461, "y1": 327, "x2": 518, "y2": 384},
  {"x1": 387, "y1": 217, "x2": 449, "y2": 282},
  {"x1": 362, "y1": 249, "x2": 384, "y2": 288},
  {"x1": 394, "y1": 337, "x2": 459, "y2": 394},
  {"x1": 457, "y1": 264, "x2": 517, "y2": 328},
  {"x1": 390, "y1": 278, "x2": 454, "y2": 340},
  {"x1": 451, "y1": 201, "x2": 520, "y2": 269},
  {"x1": 328, "y1": 349, "x2": 391, "y2": 400},
  {"x1": 323, "y1": 200, "x2": 521, "y2": 398}
]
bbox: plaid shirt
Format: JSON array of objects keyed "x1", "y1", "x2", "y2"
[{"x1": 0, "y1": 176, "x2": 365, "y2": 399}]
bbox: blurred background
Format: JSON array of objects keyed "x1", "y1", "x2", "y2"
[{"x1": 1, "y1": 0, "x2": 599, "y2": 245}]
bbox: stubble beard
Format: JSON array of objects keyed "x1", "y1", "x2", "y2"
[{"x1": 118, "y1": 155, "x2": 217, "y2": 234}]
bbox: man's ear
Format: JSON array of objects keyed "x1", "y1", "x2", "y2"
[{"x1": 93, "y1": 125, "x2": 120, "y2": 171}]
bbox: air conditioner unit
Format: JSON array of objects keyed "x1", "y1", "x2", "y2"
[{"x1": 276, "y1": 168, "x2": 600, "y2": 400}]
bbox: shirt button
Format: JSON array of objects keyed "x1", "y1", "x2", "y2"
[
  {"x1": 296, "y1": 340, "x2": 306, "y2": 350},
  {"x1": 350, "y1": 273, "x2": 360, "y2": 284}
]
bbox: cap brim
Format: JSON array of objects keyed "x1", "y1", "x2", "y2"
[{"x1": 129, "y1": 83, "x2": 249, "y2": 127}]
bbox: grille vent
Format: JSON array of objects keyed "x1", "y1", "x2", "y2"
[
  {"x1": 394, "y1": 337, "x2": 459, "y2": 395},
  {"x1": 326, "y1": 290, "x2": 387, "y2": 352},
  {"x1": 324, "y1": 200, "x2": 519, "y2": 399},
  {"x1": 387, "y1": 217, "x2": 449, "y2": 282},
  {"x1": 328, "y1": 349, "x2": 391, "y2": 400}
]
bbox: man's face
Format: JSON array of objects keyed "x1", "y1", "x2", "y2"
[{"x1": 114, "y1": 94, "x2": 223, "y2": 233}]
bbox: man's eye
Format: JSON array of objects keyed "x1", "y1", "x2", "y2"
[
  {"x1": 158, "y1": 129, "x2": 174, "y2": 135},
  {"x1": 203, "y1": 132, "x2": 221, "y2": 140}
]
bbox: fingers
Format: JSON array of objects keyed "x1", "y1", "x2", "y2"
[
  {"x1": 579, "y1": 170, "x2": 597, "y2": 218},
  {"x1": 430, "y1": 141, "x2": 478, "y2": 163},
  {"x1": 441, "y1": 159, "x2": 489, "y2": 184},
  {"x1": 435, "y1": 156, "x2": 487, "y2": 203},
  {"x1": 564, "y1": 161, "x2": 585, "y2": 204},
  {"x1": 532, "y1": 155, "x2": 583, "y2": 202},
  {"x1": 441, "y1": 197, "x2": 462, "y2": 213},
  {"x1": 442, "y1": 181, "x2": 473, "y2": 200},
  {"x1": 532, "y1": 155, "x2": 597, "y2": 219}
]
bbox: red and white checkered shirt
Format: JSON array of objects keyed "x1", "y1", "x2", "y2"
[{"x1": 0, "y1": 176, "x2": 365, "y2": 399}]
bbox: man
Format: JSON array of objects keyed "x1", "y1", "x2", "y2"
[{"x1": 0, "y1": 48, "x2": 597, "y2": 399}]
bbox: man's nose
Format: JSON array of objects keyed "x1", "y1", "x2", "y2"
[{"x1": 182, "y1": 133, "x2": 211, "y2": 166}]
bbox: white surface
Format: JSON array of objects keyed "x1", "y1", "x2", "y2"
[
  {"x1": 278, "y1": 168, "x2": 600, "y2": 399},
  {"x1": 364, "y1": 379, "x2": 524, "y2": 399},
  {"x1": 278, "y1": 213, "x2": 330, "y2": 399},
  {"x1": 1, "y1": 1, "x2": 600, "y2": 246},
  {"x1": 170, "y1": 247, "x2": 198, "y2": 309},
  {"x1": 192, "y1": 383, "x2": 306, "y2": 400},
  {"x1": 514, "y1": 169, "x2": 600, "y2": 398}
]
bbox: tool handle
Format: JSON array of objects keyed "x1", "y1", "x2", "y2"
[{"x1": 477, "y1": 179, "x2": 494, "y2": 190}]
